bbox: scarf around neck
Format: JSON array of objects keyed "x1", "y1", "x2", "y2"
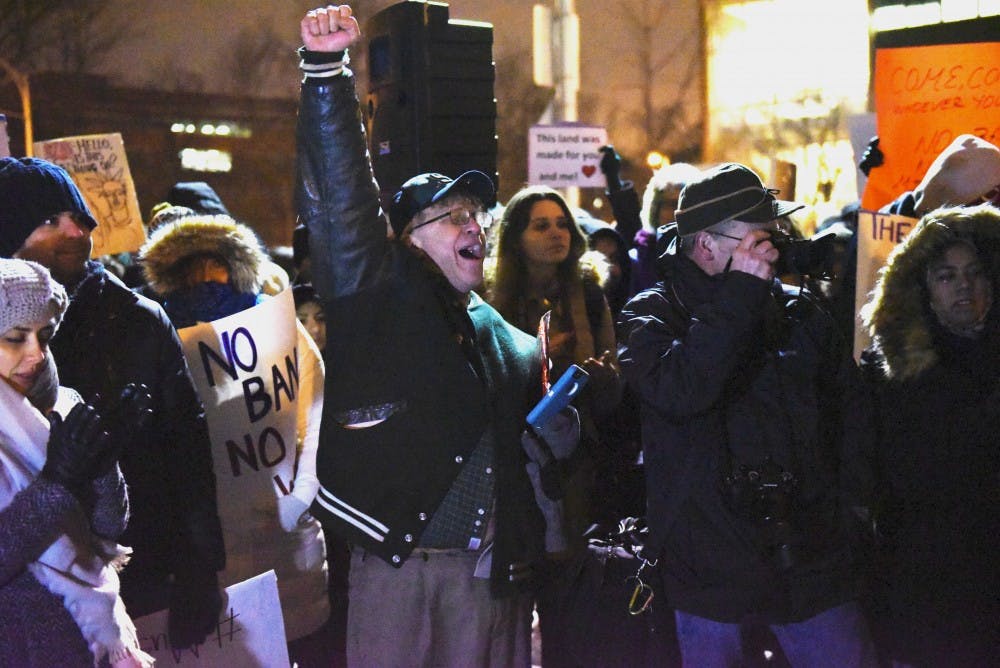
[{"x1": 164, "y1": 281, "x2": 262, "y2": 328}]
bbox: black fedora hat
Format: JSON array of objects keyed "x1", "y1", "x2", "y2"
[{"x1": 674, "y1": 163, "x2": 804, "y2": 236}]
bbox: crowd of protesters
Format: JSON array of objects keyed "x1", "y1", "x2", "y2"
[{"x1": 1, "y1": 4, "x2": 998, "y2": 667}]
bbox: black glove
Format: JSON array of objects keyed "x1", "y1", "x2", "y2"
[
  {"x1": 103, "y1": 383, "x2": 153, "y2": 445},
  {"x1": 521, "y1": 408, "x2": 580, "y2": 554},
  {"x1": 168, "y1": 571, "x2": 223, "y2": 649},
  {"x1": 521, "y1": 407, "x2": 580, "y2": 500},
  {"x1": 858, "y1": 136, "x2": 883, "y2": 177},
  {"x1": 41, "y1": 400, "x2": 116, "y2": 500},
  {"x1": 599, "y1": 144, "x2": 624, "y2": 192}
]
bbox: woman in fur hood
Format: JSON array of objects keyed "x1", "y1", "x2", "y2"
[
  {"x1": 860, "y1": 203, "x2": 1000, "y2": 666},
  {"x1": 138, "y1": 214, "x2": 333, "y2": 665}
]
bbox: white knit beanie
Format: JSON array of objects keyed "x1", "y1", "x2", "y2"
[{"x1": 0, "y1": 258, "x2": 69, "y2": 336}]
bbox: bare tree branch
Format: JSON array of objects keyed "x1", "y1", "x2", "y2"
[
  {"x1": 224, "y1": 25, "x2": 296, "y2": 95},
  {"x1": 0, "y1": 1, "x2": 144, "y2": 75}
]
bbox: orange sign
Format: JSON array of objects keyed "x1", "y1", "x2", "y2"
[{"x1": 862, "y1": 42, "x2": 1000, "y2": 211}]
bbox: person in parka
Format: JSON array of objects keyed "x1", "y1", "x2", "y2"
[
  {"x1": 618, "y1": 162, "x2": 877, "y2": 666},
  {"x1": 860, "y1": 203, "x2": 1000, "y2": 666},
  {"x1": 139, "y1": 213, "x2": 332, "y2": 664},
  {"x1": 0, "y1": 156, "x2": 226, "y2": 649}
]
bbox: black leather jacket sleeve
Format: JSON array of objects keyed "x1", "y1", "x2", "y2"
[{"x1": 295, "y1": 68, "x2": 392, "y2": 302}]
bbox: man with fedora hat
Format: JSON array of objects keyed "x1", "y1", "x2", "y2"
[
  {"x1": 619, "y1": 162, "x2": 877, "y2": 665},
  {"x1": 294, "y1": 6, "x2": 578, "y2": 665}
]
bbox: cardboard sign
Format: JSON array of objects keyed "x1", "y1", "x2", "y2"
[
  {"x1": 528, "y1": 124, "x2": 608, "y2": 188},
  {"x1": 33, "y1": 133, "x2": 147, "y2": 256},
  {"x1": 177, "y1": 290, "x2": 299, "y2": 575},
  {"x1": 134, "y1": 570, "x2": 290, "y2": 667},
  {"x1": 853, "y1": 210, "x2": 918, "y2": 359},
  {"x1": 862, "y1": 42, "x2": 1000, "y2": 211}
]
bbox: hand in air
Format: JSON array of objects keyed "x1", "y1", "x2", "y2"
[{"x1": 301, "y1": 5, "x2": 361, "y2": 53}]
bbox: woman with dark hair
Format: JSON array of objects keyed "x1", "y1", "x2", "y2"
[
  {"x1": 486, "y1": 185, "x2": 625, "y2": 668},
  {"x1": 487, "y1": 186, "x2": 620, "y2": 417},
  {"x1": 860, "y1": 203, "x2": 1000, "y2": 666}
]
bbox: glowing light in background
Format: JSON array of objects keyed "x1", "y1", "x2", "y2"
[
  {"x1": 180, "y1": 148, "x2": 232, "y2": 173},
  {"x1": 646, "y1": 151, "x2": 668, "y2": 170},
  {"x1": 704, "y1": 0, "x2": 872, "y2": 229}
]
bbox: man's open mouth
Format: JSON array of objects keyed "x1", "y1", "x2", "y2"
[{"x1": 458, "y1": 243, "x2": 485, "y2": 260}]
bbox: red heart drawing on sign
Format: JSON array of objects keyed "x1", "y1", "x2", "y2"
[{"x1": 582, "y1": 165, "x2": 596, "y2": 177}]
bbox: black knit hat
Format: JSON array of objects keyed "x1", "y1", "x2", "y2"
[
  {"x1": 167, "y1": 181, "x2": 230, "y2": 216},
  {"x1": 0, "y1": 157, "x2": 98, "y2": 258},
  {"x1": 389, "y1": 170, "x2": 495, "y2": 237},
  {"x1": 674, "y1": 163, "x2": 803, "y2": 236},
  {"x1": 292, "y1": 282, "x2": 320, "y2": 309}
]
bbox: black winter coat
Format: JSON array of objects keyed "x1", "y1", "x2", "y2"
[
  {"x1": 618, "y1": 245, "x2": 873, "y2": 623},
  {"x1": 860, "y1": 209, "x2": 1000, "y2": 665},
  {"x1": 50, "y1": 262, "x2": 225, "y2": 615}
]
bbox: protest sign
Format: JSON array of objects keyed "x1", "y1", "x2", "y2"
[
  {"x1": 33, "y1": 133, "x2": 146, "y2": 256},
  {"x1": 177, "y1": 290, "x2": 299, "y2": 582},
  {"x1": 134, "y1": 570, "x2": 290, "y2": 667},
  {"x1": 528, "y1": 124, "x2": 608, "y2": 188},
  {"x1": 853, "y1": 210, "x2": 918, "y2": 359},
  {"x1": 862, "y1": 42, "x2": 1000, "y2": 211}
]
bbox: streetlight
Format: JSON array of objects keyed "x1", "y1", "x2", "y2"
[{"x1": 646, "y1": 151, "x2": 669, "y2": 170}]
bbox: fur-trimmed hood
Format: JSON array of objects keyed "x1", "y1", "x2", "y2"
[
  {"x1": 861, "y1": 204, "x2": 1000, "y2": 381},
  {"x1": 139, "y1": 215, "x2": 268, "y2": 295}
]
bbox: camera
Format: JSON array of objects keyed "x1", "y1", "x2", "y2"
[
  {"x1": 721, "y1": 456, "x2": 800, "y2": 571},
  {"x1": 768, "y1": 229, "x2": 841, "y2": 278}
]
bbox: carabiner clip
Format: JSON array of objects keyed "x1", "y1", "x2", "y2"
[{"x1": 627, "y1": 577, "x2": 654, "y2": 616}]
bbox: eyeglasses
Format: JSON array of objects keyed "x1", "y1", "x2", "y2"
[
  {"x1": 707, "y1": 230, "x2": 743, "y2": 242},
  {"x1": 707, "y1": 221, "x2": 789, "y2": 244},
  {"x1": 410, "y1": 208, "x2": 493, "y2": 232}
]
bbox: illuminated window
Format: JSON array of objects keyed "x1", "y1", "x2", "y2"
[
  {"x1": 169, "y1": 121, "x2": 252, "y2": 138},
  {"x1": 871, "y1": 0, "x2": 1000, "y2": 30},
  {"x1": 179, "y1": 148, "x2": 232, "y2": 173}
]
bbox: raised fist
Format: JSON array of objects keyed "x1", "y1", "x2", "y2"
[{"x1": 301, "y1": 5, "x2": 361, "y2": 53}]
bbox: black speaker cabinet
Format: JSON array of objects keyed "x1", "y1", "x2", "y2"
[{"x1": 364, "y1": 1, "x2": 497, "y2": 207}]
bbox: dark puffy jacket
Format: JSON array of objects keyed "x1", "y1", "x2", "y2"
[
  {"x1": 295, "y1": 69, "x2": 546, "y2": 597},
  {"x1": 49, "y1": 262, "x2": 225, "y2": 615},
  {"x1": 860, "y1": 208, "x2": 1000, "y2": 664},
  {"x1": 617, "y1": 233, "x2": 874, "y2": 623}
]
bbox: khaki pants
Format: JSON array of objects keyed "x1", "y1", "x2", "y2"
[{"x1": 346, "y1": 548, "x2": 532, "y2": 668}]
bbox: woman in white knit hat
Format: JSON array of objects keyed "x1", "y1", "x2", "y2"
[{"x1": 0, "y1": 257, "x2": 153, "y2": 667}]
